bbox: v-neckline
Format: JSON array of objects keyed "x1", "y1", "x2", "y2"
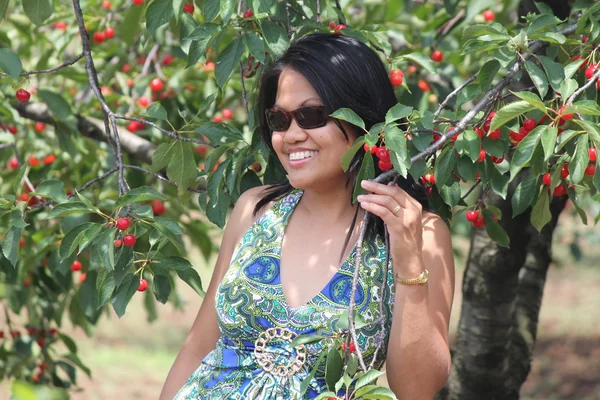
[{"x1": 277, "y1": 190, "x2": 361, "y2": 311}]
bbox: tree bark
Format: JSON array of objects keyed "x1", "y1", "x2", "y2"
[{"x1": 436, "y1": 173, "x2": 567, "y2": 400}]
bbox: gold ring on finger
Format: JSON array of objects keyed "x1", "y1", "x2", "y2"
[{"x1": 392, "y1": 204, "x2": 401, "y2": 215}]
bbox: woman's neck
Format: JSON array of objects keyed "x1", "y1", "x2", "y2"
[{"x1": 295, "y1": 182, "x2": 361, "y2": 225}]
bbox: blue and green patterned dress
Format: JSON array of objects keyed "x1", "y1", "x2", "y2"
[{"x1": 174, "y1": 189, "x2": 396, "y2": 399}]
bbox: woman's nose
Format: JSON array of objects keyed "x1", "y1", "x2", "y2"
[{"x1": 282, "y1": 118, "x2": 308, "y2": 143}]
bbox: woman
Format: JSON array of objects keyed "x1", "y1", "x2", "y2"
[{"x1": 160, "y1": 32, "x2": 455, "y2": 400}]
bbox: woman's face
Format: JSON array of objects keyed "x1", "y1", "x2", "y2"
[{"x1": 271, "y1": 67, "x2": 358, "y2": 191}]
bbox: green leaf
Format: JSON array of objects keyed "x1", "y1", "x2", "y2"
[
  {"x1": 63, "y1": 352, "x2": 91, "y2": 377},
  {"x1": 151, "y1": 141, "x2": 197, "y2": 194},
  {"x1": 511, "y1": 91, "x2": 546, "y2": 113},
  {"x1": 111, "y1": 274, "x2": 139, "y2": 318},
  {"x1": 244, "y1": 31, "x2": 267, "y2": 64},
  {"x1": 341, "y1": 138, "x2": 365, "y2": 172},
  {"x1": 571, "y1": 100, "x2": 600, "y2": 116},
  {"x1": 565, "y1": 59, "x2": 584, "y2": 79},
  {"x1": 97, "y1": 269, "x2": 116, "y2": 306},
  {"x1": 146, "y1": 0, "x2": 173, "y2": 34},
  {"x1": 220, "y1": 0, "x2": 235, "y2": 24},
  {"x1": 385, "y1": 125, "x2": 409, "y2": 176},
  {"x1": 325, "y1": 347, "x2": 343, "y2": 391},
  {"x1": 44, "y1": 201, "x2": 93, "y2": 219},
  {"x1": 477, "y1": 59, "x2": 500, "y2": 92},
  {"x1": 202, "y1": 0, "x2": 220, "y2": 22},
  {"x1": 385, "y1": 104, "x2": 413, "y2": 124},
  {"x1": 159, "y1": 256, "x2": 192, "y2": 271},
  {"x1": 397, "y1": 52, "x2": 437, "y2": 74},
  {"x1": 559, "y1": 79, "x2": 578, "y2": 100},
  {"x1": 22, "y1": 0, "x2": 53, "y2": 26},
  {"x1": 59, "y1": 333, "x2": 78, "y2": 353},
  {"x1": 38, "y1": 90, "x2": 73, "y2": 121},
  {"x1": 0, "y1": 49, "x2": 22, "y2": 81},
  {"x1": 194, "y1": 122, "x2": 244, "y2": 145},
  {"x1": 511, "y1": 174, "x2": 537, "y2": 217},
  {"x1": 462, "y1": 23, "x2": 508, "y2": 41},
  {"x1": 524, "y1": 60, "x2": 548, "y2": 98},
  {"x1": 540, "y1": 125, "x2": 558, "y2": 162},
  {"x1": 93, "y1": 228, "x2": 117, "y2": 270},
  {"x1": 439, "y1": 180, "x2": 461, "y2": 207},
  {"x1": 0, "y1": 0, "x2": 8, "y2": 20},
  {"x1": 176, "y1": 268, "x2": 205, "y2": 296},
  {"x1": 144, "y1": 103, "x2": 168, "y2": 120},
  {"x1": 59, "y1": 223, "x2": 95, "y2": 259},
  {"x1": 290, "y1": 334, "x2": 326, "y2": 348},
  {"x1": 509, "y1": 126, "x2": 543, "y2": 181},
  {"x1": 11, "y1": 380, "x2": 69, "y2": 400},
  {"x1": 31, "y1": 180, "x2": 68, "y2": 203},
  {"x1": 537, "y1": 55, "x2": 565, "y2": 93},
  {"x1": 215, "y1": 37, "x2": 245, "y2": 88},
  {"x1": 434, "y1": 146, "x2": 457, "y2": 188},
  {"x1": 77, "y1": 223, "x2": 104, "y2": 255},
  {"x1": 120, "y1": 1, "x2": 144, "y2": 46},
  {"x1": 330, "y1": 108, "x2": 366, "y2": 131},
  {"x1": 353, "y1": 152, "x2": 375, "y2": 202},
  {"x1": 527, "y1": 14, "x2": 561, "y2": 35},
  {"x1": 455, "y1": 130, "x2": 481, "y2": 162},
  {"x1": 206, "y1": 162, "x2": 232, "y2": 228},
  {"x1": 260, "y1": 20, "x2": 289, "y2": 59},
  {"x1": 152, "y1": 274, "x2": 171, "y2": 304},
  {"x1": 531, "y1": 187, "x2": 551, "y2": 233},
  {"x1": 114, "y1": 186, "x2": 167, "y2": 209},
  {"x1": 483, "y1": 209, "x2": 509, "y2": 247},
  {"x1": 1, "y1": 226, "x2": 20, "y2": 267},
  {"x1": 490, "y1": 101, "x2": 536, "y2": 132},
  {"x1": 574, "y1": 120, "x2": 600, "y2": 150},
  {"x1": 569, "y1": 135, "x2": 589, "y2": 185},
  {"x1": 185, "y1": 23, "x2": 220, "y2": 67},
  {"x1": 355, "y1": 369, "x2": 386, "y2": 390}
]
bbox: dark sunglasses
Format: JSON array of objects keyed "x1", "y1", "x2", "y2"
[{"x1": 265, "y1": 105, "x2": 330, "y2": 131}]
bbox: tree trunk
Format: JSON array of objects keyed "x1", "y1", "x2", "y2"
[{"x1": 436, "y1": 173, "x2": 567, "y2": 400}]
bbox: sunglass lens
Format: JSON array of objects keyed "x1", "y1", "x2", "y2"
[
  {"x1": 296, "y1": 107, "x2": 327, "y2": 128},
  {"x1": 266, "y1": 109, "x2": 290, "y2": 131}
]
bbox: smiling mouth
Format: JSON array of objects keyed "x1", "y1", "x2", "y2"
[{"x1": 289, "y1": 151, "x2": 318, "y2": 161}]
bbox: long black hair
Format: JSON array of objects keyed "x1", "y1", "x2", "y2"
[{"x1": 254, "y1": 32, "x2": 429, "y2": 253}]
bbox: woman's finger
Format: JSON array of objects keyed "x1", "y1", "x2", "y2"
[{"x1": 357, "y1": 194, "x2": 403, "y2": 213}]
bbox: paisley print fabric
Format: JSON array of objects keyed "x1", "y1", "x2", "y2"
[{"x1": 174, "y1": 189, "x2": 396, "y2": 399}]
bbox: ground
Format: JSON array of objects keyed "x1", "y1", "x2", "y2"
[{"x1": 2, "y1": 207, "x2": 599, "y2": 399}]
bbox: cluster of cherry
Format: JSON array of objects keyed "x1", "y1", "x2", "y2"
[{"x1": 363, "y1": 144, "x2": 393, "y2": 171}]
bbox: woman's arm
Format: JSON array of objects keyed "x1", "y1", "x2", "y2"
[
  {"x1": 159, "y1": 186, "x2": 269, "y2": 400},
  {"x1": 385, "y1": 213, "x2": 455, "y2": 400}
]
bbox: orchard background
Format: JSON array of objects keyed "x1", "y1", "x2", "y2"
[{"x1": 1, "y1": 0, "x2": 600, "y2": 399}]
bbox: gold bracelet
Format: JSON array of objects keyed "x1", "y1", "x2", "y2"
[{"x1": 395, "y1": 269, "x2": 429, "y2": 285}]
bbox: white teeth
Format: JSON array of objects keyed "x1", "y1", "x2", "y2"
[{"x1": 289, "y1": 151, "x2": 318, "y2": 161}]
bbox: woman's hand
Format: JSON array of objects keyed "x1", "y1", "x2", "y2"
[{"x1": 357, "y1": 180, "x2": 424, "y2": 272}]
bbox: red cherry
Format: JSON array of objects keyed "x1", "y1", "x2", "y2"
[
  {"x1": 161, "y1": 54, "x2": 175, "y2": 66},
  {"x1": 251, "y1": 162, "x2": 262, "y2": 173},
  {"x1": 334, "y1": 24, "x2": 347, "y2": 32},
  {"x1": 378, "y1": 160, "x2": 393, "y2": 171},
  {"x1": 376, "y1": 147, "x2": 390, "y2": 162},
  {"x1": 16, "y1": 89, "x2": 31, "y2": 102},
  {"x1": 104, "y1": 27, "x2": 115, "y2": 39},
  {"x1": 19, "y1": 237, "x2": 25, "y2": 247},
  {"x1": 363, "y1": 143, "x2": 371, "y2": 152},
  {"x1": 102, "y1": 1, "x2": 112, "y2": 9},
  {"x1": 28, "y1": 155, "x2": 40, "y2": 167},
  {"x1": 152, "y1": 200, "x2": 166, "y2": 216},
  {"x1": 133, "y1": 0, "x2": 144, "y2": 5},
  {"x1": 123, "y1": 234, "x2": 136, "y2": 247},
  {"x1": 542, "y1": 173, "x2": 551, "y2": 186},
  {"x1": 222, "y1": 108, "x2": 233, "y2": 120},
  {"x1": 370, "y1": 144, "x2": 378, "y2": 154},
  {"x1": 390, "y1": 69, "x2": 403, "y2": 86},
  {"x1": 558, "y1": 105, "x2": 573, "y2": 121},
  {"x1": 487, "y1": 111, "x2": 496, "y2": 121},
  {"x1": 585, "y1": 64, "x2": 598, "y2": 80},
  {"x1": 483, "y1": 120, "x2": 491, "y2": 133},
  {"x1": 122, "y1": 63, "x2": 133, "y2": 73},
  {"x1": 509, "y1": 130, "x2": 521, "y2": 144},
  {"x1": 417, "y1": 79, "x2": 430, "y2": 92},
  {"x1": 491, "y1": 155, "x2": 504, "y2": 164},
  {"x1": 195, "y1": 145, "x2": 207, "y2": 155},
  {"x1": 431, "y1": 50, "x2": 443, "y2": 63},
  {"x1": 34, "y1": 122, "x2": 45, "y2": 132},
  {"x1": 597, "y1": 79, "x2": 600, "y2": 90},
  {"x1": 487, "y1": 128, "x2": 501, "y2": 139},
  {"x1": 126, "y1": 121, "x2": 138, "y2": 132},
  {"x1": 93, "y1": 31, "x2": 105, "y2": 44},
  {"x1": 138, "y1": 96, "x2": 150, "y2": 108},
  {"x1": 473, "y1": 214, "x2": 485, "y2": 228},
  {"x1": 43, "y1": 154, "x2": 56, "y2": 165},
  {"x1": 474, "y1": 127, "x2": 484, "y2": 139},
  {"x1": 553, "y1": 185, "x2": 567, "y2": 197},
  {"x1": 36, "y1": 337, "x2": 45, "y2": 348},
  {"x1": 523, "y1": 118, "x2": 536, "y2": 132},
  {"x1": 466, "y1": 210, "x2": 478, "y2": 222},
  {"x1": 7, "y1": 125, "x2": 17, "y2": 134},
  {"x1": 9, "y1": 158, "x2": 19, "y2": 169},
  {"x1": 243, "y1": 9, "x2": 254, "y2": 18},
  {"x1": 138, "y1": 278, "x2": 148, "y2": 292},
  {"x1": 79, "y1": 273, "x2": 87, "y2": 283},
  {"x1": 482, "y1": 10, "x2": 495, "y2": 21},
  {"x1": 407, "y1": 65, "x2": 417, "y2": 75},
  {"x1": 424, "y1": 173, "x2": 436, "y2": 184},
  {"x1": 585, "y1": 164, "x2": 596, "y2": 176},
  {"x1": 589, "y1": 147, "x2": 597, "y2": 162},
  {"x1": 477, "y1": 149, "x2": 486, "y2": 162},
  {"x1": 212, "y1": 115, "x2": 224, "y2": 123},
  {"x1": 70, "y1": 260, "x2": 82, "y2": 271},
  {"x1": 116, "y1": 217, "x2": 131, "y2": 230},
  {"x1": 328, "y1": 21, "x2": 336, "y2": 29},
  {"x1": 54, "y1": 21, "x2": 67, "y2": 30},
  {"x1": 561, "y1": 164, "x2": 570, "y2": 179},
  {"x1": 114, "y1": 239, "x2": 123, "y2": 248},
  {"x1": 582, "y1": 35, "x2": 589, "y2": 43},
  {"x1": 183, "y1": 3, "x2": 194, "y2": 14},
  {"x1": 149, "y1": 78, "x2": 164, "y2": 92}
]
